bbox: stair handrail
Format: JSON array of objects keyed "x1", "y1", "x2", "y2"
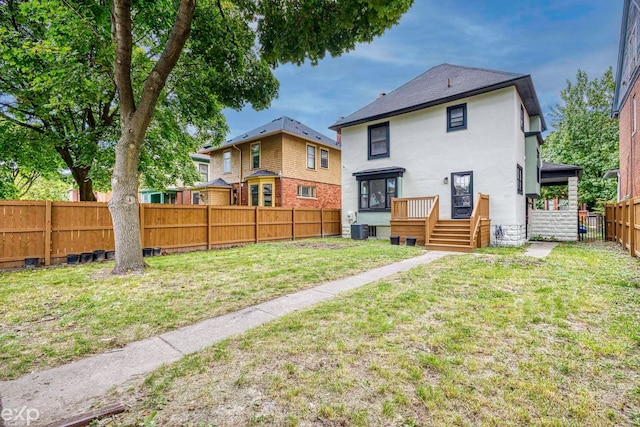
[
  {"x1": 425, "y1": 196, "x2": 439, "y2": 244},
  {"x1": 469, "y1": 193, "x2": 490, "y2": 248}
]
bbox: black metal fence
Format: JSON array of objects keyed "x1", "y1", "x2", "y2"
[{"x1": 579, "y1": 213, "x2": 605, "y2": 242}]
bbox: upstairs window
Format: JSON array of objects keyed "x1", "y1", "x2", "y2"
[
  {"x1": 517, "y1": 164, "x2": 523, "y2": 195},
  {"x1": 198, "y1": 164, "x2": 208, "y2": 182},
  {"x1": 223, "y1": 150, "x2": 231, "y2": 174},
  {"x1": 320, "y1": 149, "x2": 329, "y2": 169},
  {"x1": 251, "y1": 143, "x2": 260, "y2": 169},
  {"x1": 307, "y1": 145, "x2": 316, "y2": 169},
  {"x1": 520, "y1": 105, "x2": 525, "y2": 132},
  {"x1": 368, "y1": 122, "x2": 389, "y2": 159},
  {"x1": 447, "y1": 104, "x2": 467, "y2": 131}
]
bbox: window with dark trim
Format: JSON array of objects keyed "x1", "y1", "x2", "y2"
[
  {"x1": 517, "y1": 164, "x2": 523, "y2": 195},
  {"x1": 368, "y1": 122, "x2": 389, "y2": 159},
  {"x1": 536, "y1": 149, "x2": 540, "y2": 184},
  {"x1": 520, "y1": 105, "x2": 525, "y2": 132},
  {"x1": 447, "y1": 104, "x2": 467, "y2": 131},
  {"x1": 320, "y1": 148, "x2": 329, "y2": 169},
  {"x1": 359, "y1": 177, "x2": 397, "y2": 211}
]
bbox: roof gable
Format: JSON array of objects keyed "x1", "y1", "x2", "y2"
[
  {"x1": 330, "y1": 64, "x2": 545, "y2": 131},
  {"x1": 203, "y1": 116, "x2": 339, "y2": 153}
]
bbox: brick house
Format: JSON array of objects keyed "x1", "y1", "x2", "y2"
[
  {"x1": 139, "y1": 153, "x2": 211, "y2": 204},
  {"x1": 613, "y1": 0, "x2": 640, "y2": 200},
  {"x1": 199, "y1": 117, "x2": 341, "y2": 208}
]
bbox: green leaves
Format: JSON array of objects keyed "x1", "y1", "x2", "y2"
[{"x1": 542, "y1": 68, "x2": 619, "y2": 210}]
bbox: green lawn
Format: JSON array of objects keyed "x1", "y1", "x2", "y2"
[
  {"x1": 115, "y1": 242, "x2": 640, "y2": 426},
  {"x1": 0, "y1": 239, "x2": 422, "y2": 380}
]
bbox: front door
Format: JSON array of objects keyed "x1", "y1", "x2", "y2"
[{"x1": 451, "y1": 171, "x2": 473, "y2": 219}]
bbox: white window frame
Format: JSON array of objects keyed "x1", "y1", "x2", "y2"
[
  {"x1": 320, "y1": 148, "x2": 329, "y2": 169},
  {"x1": 306, "y1": 144, "x2": 316, "y2": 170},
  {"x1": 198, "y1": 163, "x2": 208, "y2": 182},
  {"x1": 223, "y1": 150, "x2": 231, "y2": 174}
]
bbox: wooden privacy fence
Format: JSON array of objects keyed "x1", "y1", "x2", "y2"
[
  {"x1": 0, "y1": 201, "x2": 341, "y2": 269},
  {"x1": 605, "y1": 198, "x2": 640, "y2": 259}
]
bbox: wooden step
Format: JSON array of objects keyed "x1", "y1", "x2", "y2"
[
  {"x1": 424, "y1": 243, "x2": 474, "y2": 253},
  {"x1": 430, "y1": 233, "x2": 470, "y2": 240},
  {"x1": 429, "y1": 237, "x2": 471, "y2": 245}
]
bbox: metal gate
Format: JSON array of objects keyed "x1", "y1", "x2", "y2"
[{"x1": 578, "y1": 213, "x2": 605, "y2": 241}]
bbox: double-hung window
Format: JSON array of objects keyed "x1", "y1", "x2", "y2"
[
  {"x1": 517, "y1": 164, "x2": 523, "y2": 195},
  {"x1": 520, "y1": 105, "x2": 525, "y2": 132},
  {"x1": 447, "y1": 104, "x2": 467, "y2": 131},
  {"x1": 307, "y1": 145, "x2": 316, "y2": 169},
  {"x1": 198, "y1": 164, "x2": 208, "y2": 182},
  {"x1": 368, "y1": 122, "x2": 389, "y2": 159},
  {"x1": 320, "y1": 149, "x2": 329, "y2": 169},
  {"x1": 223, "y1": 150, "x2": 231, "y2": 174},
  {"x1": 251, "y1": 143, "x2": 260, "y2": 169}
]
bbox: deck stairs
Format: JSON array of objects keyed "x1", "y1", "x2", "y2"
[{"x1": 424, "y1": 219, "x2": 475, "y2": 253}]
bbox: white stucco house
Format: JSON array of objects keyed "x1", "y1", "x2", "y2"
[{"x1": 330, "y1": 64, "x2": 547, "y2": 249}]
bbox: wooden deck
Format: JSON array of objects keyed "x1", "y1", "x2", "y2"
[{"x1": 390, "y1": 194, "x2": 490, "y2": 252}]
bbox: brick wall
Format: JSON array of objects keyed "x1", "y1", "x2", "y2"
[
  {"x1": 281, "y1": 177, "x2": 341, "y2": 208},
  {"x1": 619, "y1": 77, "x2": 640, "y2": 199}
]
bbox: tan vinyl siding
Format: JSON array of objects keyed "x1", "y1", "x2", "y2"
[
  {"x1": 210, "y1": 149, "x2": 241, "y2": 184},
  {"x1": 281, "y1": 134, "x2": 341, "y2": 185}
]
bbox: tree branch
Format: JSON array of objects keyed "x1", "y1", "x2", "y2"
[
  {"x1": 135, "y1": 0, "x2": 195, "y2": 131},
  {"x1": 112, "y1": 0, "x2": 135, "y2": 119},
  {"x1": 0, "y1": 113, "x2": 45, "y2": 134}
]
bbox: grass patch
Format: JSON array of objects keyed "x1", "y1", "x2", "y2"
[
  {"x1": 0, "y1": 238, "x2": 422, "y2": 379},
  {"x1": 116, "y1": 242, "x2": 640, "y2": 426}
]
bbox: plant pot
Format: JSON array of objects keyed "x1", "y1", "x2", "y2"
[
  {"x1": 67, "y1": 254, "x2": 80, "y2": 265},
  {"x1": 24, "y1": 257, "x2": 39, "y2": 268},
  {"x1": 406, "y1": 237, "x2": 417, "y2": 246},
  {"x1": 80, "y1": 252, "x2": 93, "y2": 263},
  {"x1": 105, "y1": 251, "x2": 115, "y2": 260},
  {"x1": 142, "y1": 248, "x2": 153, "y2": 257},
  {"x1": 153, "y1": 247, "x2": 161, "y2": 256},
  {"x1": 93, "y1": 250, "x2": 106, "y2": 262},
  {"x1": 390, "y1": 236, "x2": 400, "y2": 245}
]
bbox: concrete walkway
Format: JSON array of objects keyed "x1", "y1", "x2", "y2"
[
  {"x1": 523, "y1": 241, "x2": 559, "y2": 258},
  {"x1": 1, "y1": 251, "x2": 451, "y2": 426}
]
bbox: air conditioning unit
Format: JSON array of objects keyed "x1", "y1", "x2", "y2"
[{"x1": 350, "y1": 224, "x2": 369, "y2": 240}]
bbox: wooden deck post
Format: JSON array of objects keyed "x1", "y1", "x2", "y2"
[{"x1": 44, "y1": 201, "x2": 51, "y2": 266}]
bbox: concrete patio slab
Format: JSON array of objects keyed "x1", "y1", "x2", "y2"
[{"x1": 524, "y1": 241, "x2": 559, "y2": 258}]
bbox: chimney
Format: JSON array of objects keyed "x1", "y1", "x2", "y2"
[
  {"x1": 336, "y1": 129, "x2": 342, "y2": 145},
  {"x1": 378, "y1": 93, "x2": 386, "y2": 99}
]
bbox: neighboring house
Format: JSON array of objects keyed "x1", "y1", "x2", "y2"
[
  {"x1": 613, "y1": 0, "x2": 640, "y2": 200},
  {"x1": 199, "y1": 116, "x2": 341, "y2": 208},
  {"x1": 331, "y1": 64, "x2": 546, "y2": 247},
  {"x1": 139, "y1": 153, "x2": 211, "y2": 204}
]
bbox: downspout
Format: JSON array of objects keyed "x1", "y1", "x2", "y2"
[{"x1": 233, "y1": 144, "x2": 242, "y2": 205}]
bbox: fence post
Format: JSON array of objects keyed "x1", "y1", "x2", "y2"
[
  {"x1": 255, "y1": 206, "x2": 260, "y2": 243},
  {"x1": 44, "y1": 201, "x2": 51, "y2": 266},
  {"x1": 321, "y1": 209, "x2": 325, "y2": 238},
  {"x1": 139, "y1": 203, "x2": 145, "y2": 248},
  {"x1": 207, "y1": 205, "x2": 212, "y2": 250},
  {"x1": 292, "y1": 207, "x2": 296, "y2": 240},
  {"x1": 631, "y1": 200, "x2": 636, "y2": 258}
]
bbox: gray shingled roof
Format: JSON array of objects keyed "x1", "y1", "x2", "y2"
[
  {"x1": 330, "y1": 64, "x2": 546, "y2": 131},
  {"x1": 245, "y1": 170, "x2": 279, "y2": 178},
  {"x1": 194, "y1": 177, "x2": 232, "y2": 188},
  {"x1": 204, "y1": 116, "x2": 339, "y2": 152}
]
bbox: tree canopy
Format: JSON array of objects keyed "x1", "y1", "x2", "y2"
[{"x1": 542, "y1": 68, "x2": 619, "y2": 210}]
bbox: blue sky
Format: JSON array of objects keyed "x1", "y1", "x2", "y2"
[{"x1": 222, "y1": 1, "x2": 622, "y2": 141}]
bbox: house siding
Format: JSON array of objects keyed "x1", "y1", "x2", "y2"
[
  {"x1": 281, "y1": 134, "x2": 341, "y2": 186},
  {"x1": 341, "y1": 86, "x2": 529, "y2": 245}
]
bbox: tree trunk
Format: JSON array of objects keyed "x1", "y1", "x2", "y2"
[
  {"x1": 108, "y1": 130, "x2": 146, "y2": 274},
  {"x1": 78, "y1": 178, "x2": 97, "y2": 202}
]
